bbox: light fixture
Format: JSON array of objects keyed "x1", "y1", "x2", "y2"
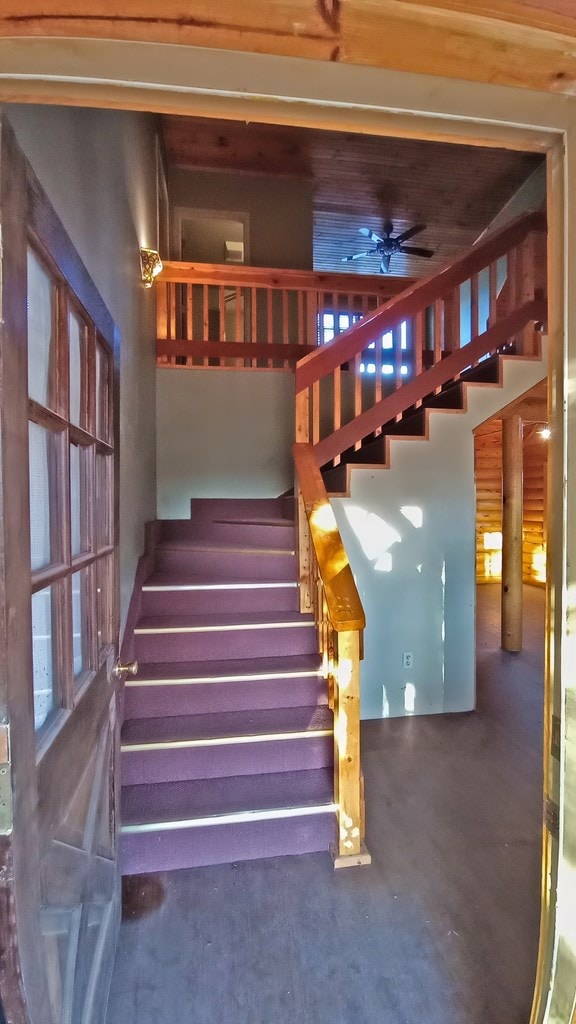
[
  {"x1": 139, "y1": 248, "x2": 163, "y2": 288},
  {"x1": 539, "y1": 426, "x2": 551, "y2": 440}
]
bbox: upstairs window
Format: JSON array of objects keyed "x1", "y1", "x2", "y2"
[{"x1": 319, "y1": 311, "x2": 410, "y2": 377}]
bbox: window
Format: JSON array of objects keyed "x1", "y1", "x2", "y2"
[
  {"x1": 319, "y1": 311, "x2": 410, "y2": 377},
  {"x1": 27, "y1": 246, "x2": 115, "y2": 735}
]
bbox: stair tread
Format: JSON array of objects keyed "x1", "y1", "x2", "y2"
[
  {"x1": 121, "y1": 705, "x2": 333, "y2": 745},
  {"x1": 143, "y1": 573, "x2": 297, "y2": 590},
  {"x1": 135, "y1": 611, "x2": 314, "y2": 631},
  {"x1": 157, "y1": 539, "x2": 295, "y2": 554},
  {"x1": 131, "y1": 654, "x2": 322, "y2": 682},
  {"x1": 121, "y1": 768, "x2": 334, "y2": 826}
]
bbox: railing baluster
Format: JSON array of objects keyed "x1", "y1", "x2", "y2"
[
  {"x1": 394, "y1": 324, "x2": 403, "y2": 422},
  {"x1": 186, "y1": 283, "x2": 193, "y2": 366},
  {"x1": 374, "y1": 320, "x2": 383, "y2": 436},
  {"x1": 202, "y1": 284, "x2": 209, "y2": 368},
  {"x1": 471, "y1": 272, "x2": 479, "y2": 340},
  {"x1": 312, "y1": 380, "x2": 320, "y2": 446},
  {"x1": 333, "y1": 365, "x2": 342, "y2": 466},
  {"x1": 219, "y1": 286, "x2": 226, "y2": 361},
  {"x1": 414, "y1": 312, "x2": 423, "y2": 407},
  {"x1": 266, "y1": 288, "x2": 274, "y2": 368},
  {"x1": 157, "y1": 280, "x2": 168, "y2": 365},
  {"x1": 169, "y1": 283, "x2": 176, "y2": 365},
  {"x1": 251, "y1": 287, "x2": 257, "y2": 369},
  {"x1": 297, "y1": 290, "x2": 304, "y2": 371},
  {"x1": 282, "y1": 288, "x2": 289, "y2": 369},
  {"x1": 354, "y1": 351, "x2": 362, "y2": 450},
  {"x1": 235, "y1": 286, "x2": 242, "y2": 345},
  {"x1": 489, "y1": 260, "x2": 498, "y2": 326}
]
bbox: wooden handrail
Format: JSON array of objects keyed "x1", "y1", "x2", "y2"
[
  {"x1": 293, "y1": 442, "x2": 365, "y2": 631},
  {"x1": 158, "y1": 260, "x2": 414, "y2": 298},
  {"x1": 296, "y1": 210, "x2": 546, "y2": 392},
  {"x1": 313, "y1": 298, "x2": 546, "y2": 467},
  {"x1": 293, "y1": 441, "x2": 367, "y2": 865}
]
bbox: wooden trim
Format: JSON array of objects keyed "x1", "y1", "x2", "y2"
[
  {"x1": 293, "y1": 442, "x2": 365, "y2": 632},
  {"x1": 296, "y1": 211, "x2": 546, "y2": 392},
  {"x1": 313, "y1": 299, "x2": 544, "y2": 468},
  {"x1": 156, "y1": 339, "x2": 316, "y2": 363},
  {"x1": 118, "y1": 520, "x2": 160, "y2": 723},
  {"x1": 158, "y1": 260, "x2": 413, "y2": 298}
]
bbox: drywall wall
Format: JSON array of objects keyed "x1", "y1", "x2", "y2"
[
  {"x1": 5, "y1": 104, "x2": 158, "y2": 633},
  {"x1": 331, "y1": 345, "x2": 548, "y2": 720},
  {"x1": 156, "y1": 367, "x2": 294, "y2": 516},
  {"x1": 169, "y1": 167, "x2": 313, "y2": 269}
]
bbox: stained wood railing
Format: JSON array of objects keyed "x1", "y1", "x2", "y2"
[
  {"x1": 156, "y1": 261, "x2": 413, "y2": 369},
  {"x1": 293, "y1": 441, "x2": 368, "y2": 865},
  {"x1": 295, "y1": 211, "x2": 547, "y2": 466}
]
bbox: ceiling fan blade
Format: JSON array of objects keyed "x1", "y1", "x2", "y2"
[
  {"x1": 341, "y1": 249, "x2": 377, "y2": 262},
  {"x1": 395, "y1": 224, "x2": 426, "y2": 244},
  {"x1": 380, "y1": 254, "x2": 392, "y2": 274},
  {"x1": 399, "y1": 245, "x2": 434, "y2": 258},
  {"x1": 359, "y1": 227, "x2": 384, "y2": 244}
]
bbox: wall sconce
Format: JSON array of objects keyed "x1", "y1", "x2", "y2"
[{"x1": 139, "y1": 248, "x2": 163, "y2": 288}]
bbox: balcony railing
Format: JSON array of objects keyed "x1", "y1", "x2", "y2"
[{"x1": 156, "y1": 261, "x2": 414, "y2": 369}]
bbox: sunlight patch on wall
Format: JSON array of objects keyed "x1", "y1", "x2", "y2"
[
  {"x1": 403, "y1": 682, "x2": 416, "y2": 715},
  {"x1": 483, "y1": 530, "x2": 503, "y2": 579},
  {"x1": 400, "y1": 505, "x2": 423, "y2": 529},
  {"x1": 344, "y1": 505, "x2": 401, "y2": 571},
  {"x1": 532, "y1": 544, "x2": 547, "y2": 583}
]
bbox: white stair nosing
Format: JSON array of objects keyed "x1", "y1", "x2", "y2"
[
  {"x1": 126, "y1": 669, "x2": 323, "y2": 687},
  {"x1": 121, "y1": 802, "x2": 338, "y2": 834},
  {"x1": 121, "y1": 727, "x2": 333, "y2": 753},
  {"x1": 143, "y1": 581, "x2": 298, "y2": 593},
  {"x1": 135, "y1": 620, "x2": 315, "y2": 635}
]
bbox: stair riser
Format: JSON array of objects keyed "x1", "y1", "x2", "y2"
[
  {"x1": 134, "y1": 625, "x2": 317, "y2": 663},
  {"x1": 160, "y1": 520, "x2": 295, "y2": 549},
  {"x1": 121, "y1": 813, "x2": 335, "y2": 875},
  {"x1": 124, "y1": 676, "x2": 328, "y2": 719},
  {"x1": 121, "y1": 735, "x2": 333, "y2": 785},
  {"x1": 190, "y1": 497, "x2": 292, "y2": 522},
  {"x1": 155, "y1": 547, "x2": 297, "y2": 579},
  {"x1": 141, "y1": 587, "x2": 299, "y2": 617}
]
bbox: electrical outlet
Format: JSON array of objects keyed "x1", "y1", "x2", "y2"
[{"x1": 402, "y1": 652, "x2": 413, "y2": 669}]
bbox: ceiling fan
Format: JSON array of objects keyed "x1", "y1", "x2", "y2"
[{"x1": 342, "y1": 221, "x2": 435, "y2": 274}]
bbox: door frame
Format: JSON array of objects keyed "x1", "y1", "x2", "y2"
[{"x1": 0, "y1": 37, "x2": 575, "y2": 1024}]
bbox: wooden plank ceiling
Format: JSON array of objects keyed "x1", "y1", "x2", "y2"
[{"x1": 162, "y1": 115, "x2": 543, "y2": 277}]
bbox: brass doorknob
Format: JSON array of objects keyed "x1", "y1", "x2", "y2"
[{"x1": 113, "y1": 658, "x2": 138, "y2": 679}]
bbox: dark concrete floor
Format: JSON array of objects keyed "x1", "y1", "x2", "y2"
[{"x1": 106, "y1": 584, "x2": 544, "y2": 1024}]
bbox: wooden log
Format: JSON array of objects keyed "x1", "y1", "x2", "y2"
[{"x1": 501, "y1": 413, "x2": 523, "y2": 651}]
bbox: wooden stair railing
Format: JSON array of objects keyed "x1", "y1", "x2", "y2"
[
  {"x1": 295, "y1": 210, "x2": 547, "y2": 467},
  {"x1": 156, "y1": 261, "x2": 414, "y2": 369},
  {"x1": 293, "y1": 442, "x2": 369, "y2": 867}
]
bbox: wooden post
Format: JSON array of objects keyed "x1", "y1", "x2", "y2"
[
  {"x1": 295, "y1": 391, "x2": 311, "y2": 612},
  {"x1": 501, "y1": 413, "x2": 524, "y2": 651},
  {"x1": 333, "y1": 630, "x2": 370, "y2": 867}
]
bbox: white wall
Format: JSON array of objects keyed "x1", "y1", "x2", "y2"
[
  {"x1": 4, "y1": 105, "x2": 158, "y2": 633},
  {"x1": 169, "y1": 167, "x2": 313, "y2": 269},
  {"x1": 332, "y1": 346, "x2": 548, "y2": 720},
  {"x1": 156, "y1": 367, "x2": 294, "y2": 517}
]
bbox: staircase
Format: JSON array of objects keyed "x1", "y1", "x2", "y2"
[{"x1": 120, "y1": 498, "x2": 337, "y2": 875}]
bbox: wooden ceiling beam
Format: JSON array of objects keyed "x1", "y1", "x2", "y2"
[{"x1": 2, "y1": 1, "x2": 576, "y2": 94}]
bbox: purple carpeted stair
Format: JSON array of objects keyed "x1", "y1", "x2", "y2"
[{"x1": 120, "y1": 497, "x2": 335, "y2": 874}]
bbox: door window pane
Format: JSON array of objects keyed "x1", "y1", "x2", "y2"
[
  {"x1": 95, "y1": 342, "x2": 110, "y2": 441},
  {"x1": 29, "y1": 422, "x2": 61, "y2": 571},
  {"x1": 27, "y1": 250, "x2": 56, "y2": 409},
  {"x1": 95, "y1": 454, "x2": 112, "y2": 550},
  {"x1": 69, "y1": 313, "x2": 84, "y2": 427},
  {"x1": 70, "y1": 444, "x2": 89, "y2": 558},
  {"x1": 32, "y1": 586, "x2": 58, "y2": 730},
  {"x1": 96, "y1": 556, "x2": 113, "y2": 652},
  {"x1": 72, "y1": 570, "x2": 89, "y2": 682}
]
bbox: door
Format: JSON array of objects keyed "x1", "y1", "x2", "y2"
[{"x1": 0, "y1": 117, "x2": 120, "y2": 1023}]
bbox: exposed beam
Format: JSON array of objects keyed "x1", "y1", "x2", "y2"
[
  {"x1": 2, "y1": 1, "x2": 576, "y2": 94},
  {"x1": 501, "y1": 413, "x2": 523, "y2": 652}
]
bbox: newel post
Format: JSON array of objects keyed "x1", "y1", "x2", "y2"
[{"x1": 333, "y1": 629, "x2": 370, "y2": 867}]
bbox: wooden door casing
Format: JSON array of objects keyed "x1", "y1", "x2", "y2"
[{"x1": 0, "y1": 114, "x2": 120, "y2": 1024}]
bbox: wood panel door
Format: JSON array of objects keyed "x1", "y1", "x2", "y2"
[{"x1": 0, "y1": 116, "x2": 121, "y2": 1024}]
